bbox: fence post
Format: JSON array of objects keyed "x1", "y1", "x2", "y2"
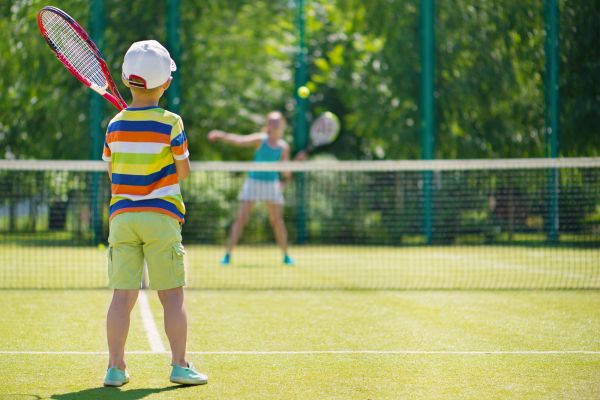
[
  {"x1": 166, "y1": 0, "x2": 181, "y2": 114},
  {"x1": 294, "y1": 0, "x2": 308, "y2": 244},
  {"x1": 90, "y1": 0, "x2": 105, "y2": 245},
  {"x1": 420, "y1": 0, "x2": 435, "y2": 244},
  {"x1": 544, "y1": 0, "x2": 560, "y2": 243}
]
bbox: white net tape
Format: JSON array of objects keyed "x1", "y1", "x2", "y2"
[{"x1": 0, "y1": 158, "x2": 599, "y2": 172}]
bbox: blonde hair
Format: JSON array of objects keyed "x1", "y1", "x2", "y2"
[{"x1": 263, "y1": 111, "x2": 286, "y2": 134}]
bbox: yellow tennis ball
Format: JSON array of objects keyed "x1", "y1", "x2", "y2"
[{"x1": 297, "y1": 86, "x2": 310, "y2": 98}]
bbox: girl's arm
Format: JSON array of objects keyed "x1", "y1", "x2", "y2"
[
  {"x1": 208, "y1": 130, "x2": 264, "y2": 147},
  {"x1": 281, "y1": 142, "x2": 292, "y2": 182}
]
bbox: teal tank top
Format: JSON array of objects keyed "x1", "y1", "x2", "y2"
[{"x1": 248, "y1": 138, "x2": 283, "y2": 181}]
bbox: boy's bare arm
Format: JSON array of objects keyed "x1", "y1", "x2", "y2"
[
  {"x1": 175, "y1": 157, "x2": 191, "y2": 179},
  {"x1": 107, "y1": 162, "x2": 112, "y2": 181}
]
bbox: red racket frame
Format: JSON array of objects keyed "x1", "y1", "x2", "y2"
[{"x1": 37, "y1": 6, "x2": 127, "y2": 110}]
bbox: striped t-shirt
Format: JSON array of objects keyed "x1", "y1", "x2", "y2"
[{"x1": 102, "y1": 106, "x2": 189, "y2": 222}]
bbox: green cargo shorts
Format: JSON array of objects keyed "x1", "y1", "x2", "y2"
[{"x1": 107, "y1": 212, "x2": 186, "y2": 290}]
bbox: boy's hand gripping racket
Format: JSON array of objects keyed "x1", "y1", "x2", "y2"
[{"x1": 37, "y1": 6, "x2": 127, "y2": 110}]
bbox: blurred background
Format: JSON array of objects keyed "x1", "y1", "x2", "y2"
[
  {"x1": 1, "y1": 0, "x2": 598, "y2": 162},
  {"x1": 0, "y1": 0, "x2": 599, "y2": 290},
  {"x1": 1, "y1": 4, "x2": 599, "y2": 399}
]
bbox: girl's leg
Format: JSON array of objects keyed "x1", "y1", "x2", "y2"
[
  {"x1": 266, "y1": 202, "x2": 288, "y2": 255},
  {"x1": 225, "y1": 201, "x2": 254, "y2": 253}
]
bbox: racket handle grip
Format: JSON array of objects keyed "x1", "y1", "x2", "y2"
[{"x1": 104, "y1": 94, "x2": 126, "y2": 110}]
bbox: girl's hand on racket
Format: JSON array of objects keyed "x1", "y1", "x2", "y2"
[{"x1": 294, "y1": 151, "x2": 308, "y2": 161}]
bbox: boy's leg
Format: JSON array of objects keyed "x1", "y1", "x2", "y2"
[
  {"x1": 158, "y1": 287, "x2": 187, "y2": 366},
  {"x1": 141, "y1": 213, "x2": 207, "y2": 384},
  {"x1": 106, "y1": 213, "x2": 145, "y2": 372},
  {"x1": 158, "y1": 287, "x2": 208, "y2": 385},
  {"x1": 140, "y1": 213, "x2": 187, "y2": 365},
  {"x1": 107, "y1": 289, "x2": 139, "y2": 370}
]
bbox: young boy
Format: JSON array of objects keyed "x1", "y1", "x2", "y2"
[{"x1": 102, "y1": 40, "x2": 206, "y2": 387}]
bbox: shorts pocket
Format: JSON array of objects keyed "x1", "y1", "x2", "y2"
[
  {"x1": 106, "y1": 245, "x2": 113, "y2": 282},
  {"x1": 171, "y1": 243, "x2": 186, "y2": 284}
]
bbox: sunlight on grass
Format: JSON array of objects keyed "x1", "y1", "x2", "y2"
[
  {"x1": 0, "y1": 290, "x2": 599, "y2": 399},
  {"x1": 0, "y1": 244, "x2": 598, "y2": 289}
]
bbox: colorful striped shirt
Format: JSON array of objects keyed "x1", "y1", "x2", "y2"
[{"x1": 102, "y1": 106, "x2": 189, "y2": 223}]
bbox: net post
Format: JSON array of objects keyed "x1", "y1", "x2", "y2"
[
  {"x1": 544, "y1": 0, "x2": 560, "y2": 243},
  {"x1": 166, "y1": 0, "x2": 181, "y2": 114},
  {"x1": 294, "y1": 0, "x2": 309, "y2": 244},
  {"x1": 89, "y1": 0, "x2": 105, "y2": 245},
  {"x1": 420, "y1": 0, "x2": 435, "y2": 245}
]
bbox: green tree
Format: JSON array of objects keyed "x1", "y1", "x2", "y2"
[
  {"x1": 561, "y1": 0, "x2": 600, "y2": 156},
  {"x1": 177, "y1": 0, "x2": 295, "y2": 161},
  {"x1": 0, "y1": 0, "x2": 598, "y2": 160},
  {"x1": 0, "y1": 0, "x2": 91, "y2": 159},
  {"x1": 436, "y1": 0, "x2": 546, "y2": 158}
]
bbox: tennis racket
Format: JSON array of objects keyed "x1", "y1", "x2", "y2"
[
  {"x1": 306, "y1": 111, "x2": 340, "y2": 152},
  {"x1": 37, "y1": 6, "x2": 127, "y2": 110}
]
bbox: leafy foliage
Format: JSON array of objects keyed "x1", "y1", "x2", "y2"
[{"x1": 0, "y1": 0, "x2": 598, "y2": 160}]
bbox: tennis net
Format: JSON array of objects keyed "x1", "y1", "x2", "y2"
[{"x1": 0, "y1": 158, "x2": 598, "y2": 289}]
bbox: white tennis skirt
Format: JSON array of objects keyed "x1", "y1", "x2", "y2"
[{"x1": 238, "y1": 178, "x2": 284, "y2": 204}]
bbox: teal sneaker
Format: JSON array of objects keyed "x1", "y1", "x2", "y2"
[
  {"x1": 170, "y1": 362, "x2": 208, "y2": 385},
  {"x1": 104, "y1": 367, "x2": 129, "y2": 387},
  {"x1": 220, "y1": 253, "x2": 231, "y2": 266},
  {"x1": 283, "y1": 254, "x2": 295, "y2": 266}
]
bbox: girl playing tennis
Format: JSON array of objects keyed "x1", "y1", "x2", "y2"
[{"x1": 208, "y1": 111, "x2": 294, "y2": 266}]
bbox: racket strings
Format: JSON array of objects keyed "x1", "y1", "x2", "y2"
[{"x1": 41, "y1": 11, "x2": 107, "y2": 88}]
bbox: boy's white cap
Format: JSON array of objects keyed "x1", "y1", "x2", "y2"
[{"x1": 122, "y1": 40, "x2": 177, "y2": 89}]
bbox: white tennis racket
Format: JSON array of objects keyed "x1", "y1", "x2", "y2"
[{"x1": 307, "y1": 111, "x2": 340, "y2": 152}]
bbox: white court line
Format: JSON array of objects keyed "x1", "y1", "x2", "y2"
[
  {"x1": 1, "y1": 350, "x2": 599, "y2": 355},
  {"x1": 189, "y1": 350, "x2": 600, "y2": 355},
  {"x1": 138, "y1": 290, "x2": 166, "y2": 353}
]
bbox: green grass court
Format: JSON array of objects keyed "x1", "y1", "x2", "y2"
[
  {"x1": 0, "y1": 245, "x2": 599, "y2": 398},
  {"x1": 1, "y1": 244, "x2": 599, "y2": 289},
  {"x1": 0, "y1": 289, "x2": 599, "y2": 399},
  {"x1": 2, "y1": 0, "x2": 599, "y2": 397}
]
